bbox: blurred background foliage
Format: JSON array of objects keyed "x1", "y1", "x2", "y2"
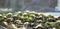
[{"x1": 0, "y1": 0, "x2": 58, "y2": 13}]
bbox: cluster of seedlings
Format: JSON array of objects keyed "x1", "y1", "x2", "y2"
[{"x1": 0, "y1": 11, "x2": 60, "y2": 29}]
